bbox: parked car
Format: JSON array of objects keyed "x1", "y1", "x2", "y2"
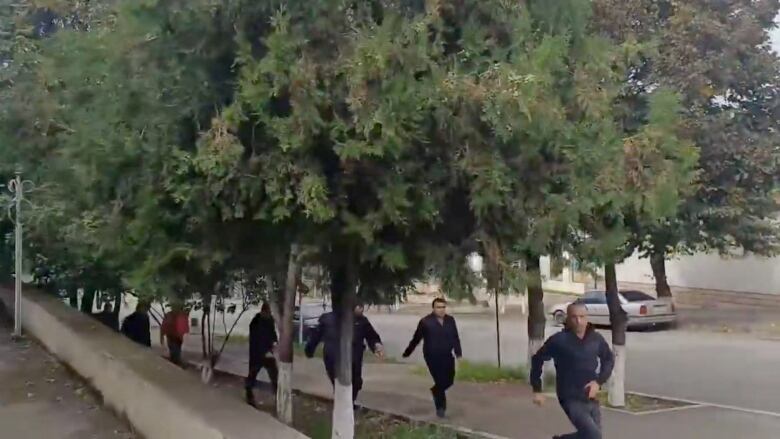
[
  {"x1": 293, "y1": 302, "x2": 331, "y2": 341},
  {"x1": 549, "y1": 290, "x2": 676, "y2": 329}
]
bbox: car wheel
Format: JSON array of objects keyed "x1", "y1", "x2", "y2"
[{"x1": 553, "y1": 310, "x2": 566, "y2": 326}]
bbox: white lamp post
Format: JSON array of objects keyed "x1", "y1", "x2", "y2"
[{"x1": 7, "y1": 172, "x2": 34, "y2": 338}]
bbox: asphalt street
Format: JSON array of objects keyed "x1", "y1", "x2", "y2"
[{"x1": 367, "y1": 311, "x2": 780, "y2": 415}]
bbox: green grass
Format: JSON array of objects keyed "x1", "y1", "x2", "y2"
[{"x1": 413, "y1": 360, "x2": 556, "y2": 387}]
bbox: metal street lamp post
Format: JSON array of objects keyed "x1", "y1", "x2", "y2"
[{"x1": 7, "y1": 172, "x2": 33, "y2": 338}]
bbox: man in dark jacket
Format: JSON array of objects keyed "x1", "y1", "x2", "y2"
[
  {"x1": 305, "y1": 302, "x2": 384, "y2": 403},
  {"x1": 402, "y1": 297, "x2": 462, "y2": 418},
  {"x1": 245, "y1": 302, "x2": 279, "y2": 407},
  {"x1": 121, "y1": 302, "x2": 151, "y2": 347},
  {"x1": 530, "y1": 302, "x2": 614, "y2": 439},
  {"x1": 95, "y1": 302, "x2": 119, "y2": 331}
]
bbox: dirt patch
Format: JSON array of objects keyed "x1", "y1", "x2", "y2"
[
  {"x1": 0, "y1": 322, "x2": 136, "y2": 439},
  {"x1": 197, "y1": 368, "x2": 472, "y2": 438}
]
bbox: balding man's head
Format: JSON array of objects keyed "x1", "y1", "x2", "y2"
[{"x1": 566, "y1": 302, "x2": 589, "y2": 335}]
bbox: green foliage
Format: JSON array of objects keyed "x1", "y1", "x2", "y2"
[
  {"x1": 412, "y1": 359, "x2": 556, "y2": 387},
  {"x1": 592, "y1": 0, "x2": 780, "y2": 259}
]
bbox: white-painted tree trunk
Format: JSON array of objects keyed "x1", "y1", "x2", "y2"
[
  {"x1": 608, "y1": 344, "x2": 626, "y2": 407},
  {"x1": 331, "y1": 381, "x2": 354, "y2": 439},
  {"x1": 200, "y1": 363, "x2": 214, "y2": 384},
  {"x1": 277, "y1": 361, "x2": 293, "y2": 424}
]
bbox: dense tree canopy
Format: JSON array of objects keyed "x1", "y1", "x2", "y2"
[{"x1": 0, "y1": 0, "x2": 776, "y2": 433}]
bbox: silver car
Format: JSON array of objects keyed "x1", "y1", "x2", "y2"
[
  {"x1": 293, "y1": 303, "x2": 331, "y2": 341},
  {"x1": 550, "y1": 290, "x2": 677, "y2": 329}
]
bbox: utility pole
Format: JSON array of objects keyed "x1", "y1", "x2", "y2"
[{"x1": 8, "y1": 172, "x2": 24, "y2": 338}]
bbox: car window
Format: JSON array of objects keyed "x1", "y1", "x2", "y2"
[
  {"x1": 581, "y1": 291, "x2": 606, "y2": 304},
  {"x1": 620, "y1": 291, "x2": 655, "y2": 302}
]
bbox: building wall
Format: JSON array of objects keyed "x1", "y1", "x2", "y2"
[{"x1": 616, "y1": 252, "x2": 780, "y2": 296}]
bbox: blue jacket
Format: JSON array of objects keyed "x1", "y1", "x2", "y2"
[{"x1": 530, "y1": 325, "x2": 614, "y2": 402}]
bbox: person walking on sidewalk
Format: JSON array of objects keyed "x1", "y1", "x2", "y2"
[
  {"x1": 121, "y1": 301, "x2": 151, "y2": 347},
  {"x1": 160, "y1": 303, "x2": 190, "y2": 367},
  {"x1": 402, "y1": 297, "x2": 462, "y2": 418},
  {"x1": 305, "y1": 302, "x2": 384, "y2": 405},
  {"x1": 530, "y1": 302, "x2": 614, "y2": 439},
  {"x1": 245, "y1": 302, "x2": 279, "y2": 407}
]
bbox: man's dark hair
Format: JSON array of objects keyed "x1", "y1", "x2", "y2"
[
  {"x1": 260, "y1": 302, "x2": 271, "y2": 313},
  {"x1": 432, "y1": 297, "x2": 447, "y2": 308}
]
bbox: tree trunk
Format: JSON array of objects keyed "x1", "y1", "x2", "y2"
[
  {"x1": 649, "y1": 252, "x2": 672, "y2": 298},
  {"x1": 604, "y1": 263, "x2": 627, "y2": 407},
  {"x1": 112, "y1": 292, "x2": 122, "y2": 330},
  {"x1": 525, "y1": 254, "x2": 545, "y2": 365},
  {"x1": 276, "y1": 244, "x2": 301, "y2": 424},
  {"x1": 80, "y1": 289, "x2": 96, "y2": 314},
  {"x1": 67, "y1": 288, "x2": 78, "y2": 308},
  {"x1": 201, "y1": 308, "x2": 208, "y2": 360},
  {"x1": 331, "y1": 255, "x2": 357, "y2": 439}
]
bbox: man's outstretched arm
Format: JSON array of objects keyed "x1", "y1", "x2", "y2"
[
  {"x1": 597, "y1": 336, "x2": 615, "y2": 385},
  {"x1": 530, "y1": 337, "x2": 555, "y2": 393},
  {"x1": 402, "y1": 320, "x2": 424, "y2": 358}
]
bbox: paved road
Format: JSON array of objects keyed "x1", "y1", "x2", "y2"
[
  {"x1": 155, "y1": 296, "x2": 780, "y2": 415},
  {"x1": 366, "y1": 312, "x2": 780, "y2": 415},
  {"x1": 202, "y1": 342, "x2": 780, "y2": 439}
]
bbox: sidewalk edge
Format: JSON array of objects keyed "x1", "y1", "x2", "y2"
[{"x1": 190, "y1": 359, "x2": 513, "y2": 439}]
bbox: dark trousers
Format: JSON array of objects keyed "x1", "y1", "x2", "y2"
[
  {"x1": 167, "y1": 337, "x2": 183, "y2": 366},
  {"x1": 324, "y1": 354, "x2": 364, "y2": 402},
  {"x1": 558, "y1": 399, "x2": 602, "y2": 439},
  {"x1": 425, "y1": 354, "x2": 455, "y2": 411},
  {"x1": 245, "y1": 356, "x2": 279, "y2": 394}
]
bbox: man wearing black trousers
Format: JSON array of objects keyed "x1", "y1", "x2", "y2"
[
  {"x1": 245, "y1": 302, "x2": 279, "y2": 407},
  {"x1": 530, "y1": 302, "x2": 614, "y2": 439},
  {"x1": 402, "y1": 297, "x2": 462, "y2": 418},
  {"x1": 305, "y1": 302, "x2": 384, "y2": 404}
]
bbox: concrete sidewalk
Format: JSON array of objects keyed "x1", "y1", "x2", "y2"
[{"x1": 176, "y1": 339, "x2": 780, "y2": 439}]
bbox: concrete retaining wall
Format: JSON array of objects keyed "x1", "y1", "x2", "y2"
[{"x1": 0, "y1": 286, "x2": 307, "y2": 439}]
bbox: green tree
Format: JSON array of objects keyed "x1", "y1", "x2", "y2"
[
  {"x1": 219, "y1": 2, "x2": 462, "y2": 434},
  {"x1": 593, "y1": 0, "x2": 780, "y2": 298},
  {"x1": 573, "y1": 89, "x2": 698, "y2": 406}
]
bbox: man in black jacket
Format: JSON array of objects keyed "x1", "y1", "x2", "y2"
[
  {"x1": 305, "y1": 302, "x2": 384, "y2": 403},
  {"x1": 530, "y1": 302, "x2": 614, "y2": 439},
  {"x1": 402, "y1": 297, "x2": 462, "y2": 418},
  {"x1": 120, "y1": 302, "x2": 151, "y2": 347},
  {"x1": 245, "y1": 302, "x2": 279, "y2": 407},
  {"x1": 95, "y1": 302, "x2": 119, "y2": 331}
]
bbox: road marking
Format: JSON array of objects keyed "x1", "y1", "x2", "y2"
[
  {"x1": 614, "y1": 404, "x2": 705, "y2": 416},
  {"x1": 628, "y1": 391, "x2": 780, "y2": 419}
]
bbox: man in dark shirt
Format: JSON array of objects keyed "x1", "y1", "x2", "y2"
[
  {"x1": 121, "y1": 302, "x2": 151, "y2": 347},
  {"x1": 305, "y1": 302, "x2": 384, "y2": 403},
  {"x1": 402, "y1": 297, "x2": 462, "y2": 418},
  {"x1": 95, "y1": 302, "x2": 118, "y2": 331},
  {"x1": 530, "y1": 302, "x2": 614, "y2": 439},
  {"x1": 245, "y1": 302, "x2": 279, "y2": 407}
]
